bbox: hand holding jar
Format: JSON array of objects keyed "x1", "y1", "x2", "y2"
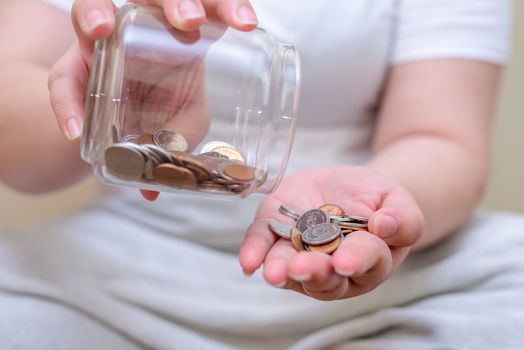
[{"x1": 49, "y1": 1, "x2": 300, "y2": 199}]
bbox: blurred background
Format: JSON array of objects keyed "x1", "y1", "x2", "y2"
[{"x1": 1, "y1": 2, "x2": 523, "y2": 229}]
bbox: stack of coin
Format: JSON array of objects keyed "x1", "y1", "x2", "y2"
[
  {"x1": 268, "y1": 204, "x2": 369, "y2": 254},
  {"x1": 104, "y1": 130, "x2": 267, "y2": 195}
]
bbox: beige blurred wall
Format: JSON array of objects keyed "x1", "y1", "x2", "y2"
[
  {"x1": 1, "y1": 3, "x2": 524, "y2": 228},
  {"x1": 483, "y1": 1, "x2": 524, "y2": 211}
]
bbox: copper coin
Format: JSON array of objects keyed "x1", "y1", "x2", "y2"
[
  {"x1": 295, "y1": 209, "x2": 329, "y2": 233},
  {"x1": 308, "y1": 237, "x2": 342, "y2": 255},
  {"x1": 153, "y1": 163, "x2": 197, "y2": 190},
  {"x1": 290, "y1": 228, "x2": 305, "y2": 252},
  {"x1": 268, "y1": 221, "x2": 293, "y2": 239},
  {"x1": 220, "y1": 163, "x2": 256, "y2": 182},
  {"x1": 185, "y1": 163, "x2": 211, "y2": 182},
  {"x1": 169, "y1": 150, "x2": 193, "y2": 166},
  {"x1": 302, "y1": 223, "x2": 341, "y2": 246},
  {"x1": 337, "y1": 222, "x2": 368, "y2": 230},
  {"x1": 105, "y1": 144, "x2": 145, "y2": 181},
  {"x1": 137, "y1": 133, "x2": 154, "y2": 145},
  {"x1": 319, "y1": 204, "x2": 345, "y2": 217}
]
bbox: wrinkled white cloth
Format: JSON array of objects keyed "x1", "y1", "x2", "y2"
[
  {"x1": 0, "y1": 0, "x2": 519, "y2": 349},
  {"x1": 1, "y1": 210, "x2": 524, "y2": 349}
]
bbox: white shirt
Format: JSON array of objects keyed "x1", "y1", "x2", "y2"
[
  {"x1": 38, "y1": 0, "x2": 512, "y2": 249},
  {"x1": 2, "y1": 2, "x2": 516, "y2": 350}
]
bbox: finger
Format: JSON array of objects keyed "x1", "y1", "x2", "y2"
[
  {"x1": 71, "y1": 0, "x2": 116, "y2": 58},
  {"x1": 368, "y1": 187, "x2": 424, "y2": 247},
  {"x1": 202, "y1": 0, "x2": 258, "y2": 30},
  {"x1": 332, "y1": 231, "x2": 392, "y2": 295},
  {"x1": 140, "y1": 190, "x2": 160, "y2": 201},
  {"x1": 239, "y1": 196, "x2": 294, "y2": 274},
  {"x1": 288, "y1": 252, "x2": 349, "y2": 301},
  {"x1": 261, "y1": 239, "x2": 297, "y2": 288},
  {"x1": 48, "y1": 44, "x2": 88, "y2": 141}
]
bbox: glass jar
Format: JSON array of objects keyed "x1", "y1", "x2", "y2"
[{"x1": 81, "y1": 3, "x2": 300, "y2": 198}]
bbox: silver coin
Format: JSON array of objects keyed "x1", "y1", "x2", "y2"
[
  {"x1": 348, "y1": 215, "x2": 369, "y2": 223},
  {"x1": 302, "y1": 223, "x2": 341, "y2": 246},
  {"x1": 142, "y1": 144, "x2": 175, "y2": 164},
  {"x1": 336, "y1": 221, "x2": 368, "y2": 229},
  {"x1": 331, "y1": 215, "x2": 369, "y2": 224},
  {"x1": 278, "y1": 205, "x2": 302, "y2": 220},
  {"x1": 153, "y1": 130, "x2": 188, "y2": 152},
  {"x1": 143, "y1": 158, "x2": 155, "y2": 180},
  {"x1": 139, "y1": 145, "x2": 164, "y2": 165},
  {"x1": 105, "y1": 143, "x2": 145, "y2": 181},
  {"x1": 295, "y1": 209, "x2": 329, "y2": 232},
  {"x1": 268, "y1": 221, "x2": 293, "y2": 239},
  {"x1": 199, "y1": 140, "x2": 235, "y2": 154},
  {"x1": 121, "y1": 134, "x2": 140, "y2": 143}
]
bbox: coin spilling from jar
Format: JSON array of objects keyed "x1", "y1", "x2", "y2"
[
  {"x1": 268, "y1": 204, "x2": 369, "y2": 254},
  {"x1": 104, "y1": 130, "x2": 267, "y2": 195}
]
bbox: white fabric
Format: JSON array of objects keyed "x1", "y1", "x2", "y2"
[{"x1": 1, "y1": 0, "x2": 517, "y2": 349}]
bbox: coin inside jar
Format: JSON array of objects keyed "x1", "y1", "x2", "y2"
[
  {"x1": 219, "y1": 163, "x2": 256, "y2": 182},
  {"x1": 137, "y1": 133, "x2": 154, "y2": 145},
  {"x1": 211, "y1": 146, "x2": 245, "y2": 163},
  {"x1": 105, "y1": 144, "x2": 145, "y2": 181},
  {"x1": 152, "y1": 163, "x2": 197, "y2": 190},
  {"x1": 153, "y1": 130, "x2": 188, "y2": 152}
]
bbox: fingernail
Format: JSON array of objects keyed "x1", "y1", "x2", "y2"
[
  {"x1": 86, "y1": 8, "x2": 109, "y2": 32},
  {"x1": 178, "y1": 0, "x2": 204, "y2": 20},
  {"x1": 288, "y1": 273, "x2": 311, "y2": 282},
  {"x1": 374, "y1": 215, "x2": 398, "y2": 239},
  {"x1": 334, "y1": 267, "x2": 355, "y2": 277},
  {"x1": 243, "y1": 270, "x2": 254, "y2": 277},
  {"x1": 237, "y1": 6, "x2": 258, "y2": 25},
  {"x1": 66, "y1": 117, "x2": 82, "y2": 141},
  {"x1": 275, "y1": 280, "x2": 287, "y2": 288}
]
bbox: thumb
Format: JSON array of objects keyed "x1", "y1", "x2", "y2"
[{"x1": 367, "y1": 187, "x2": 424, "y2": 247}]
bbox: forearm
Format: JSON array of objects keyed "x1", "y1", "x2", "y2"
[
  {"x1": 367, "y1": 135, "x2": 488, "y2": 250},
  {"x1": 0, "y1": 63, "x2": 90, "y2": 193}
]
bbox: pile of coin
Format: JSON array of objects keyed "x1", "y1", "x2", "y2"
[
  {"x1": 268, "y1": 204, "x2": 368, "y2": 254},
  {"x1": 104, "y1": 129, "x2": 267, "y2": 195}
]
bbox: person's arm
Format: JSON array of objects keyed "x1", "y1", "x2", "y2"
[
  {"x1": 369, "y1": 59, "x2": 501, "y2": 250},
  {"x1": 239, "y1": 59, "x2": 501, "y2": 300},
  {"x1": 0, "y1": 0, "x2": 89, "y2": 193}
]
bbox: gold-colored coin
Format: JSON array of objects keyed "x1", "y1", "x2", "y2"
[
  {"x1": 290, "y1": 228, "x2": 305, "y2": 252},
  {"x1": 319, "y1": 204, "x2": 345, "y2": 217},
  {"x1": 211, "y1": 146, "x2": 245, "y2": 163},
  {"x1": 307, "y1": 237, "x2": 342, "y2": 255},
  {"x1": 153, "y1": 163, "x2": 197, "y2": 190}
]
